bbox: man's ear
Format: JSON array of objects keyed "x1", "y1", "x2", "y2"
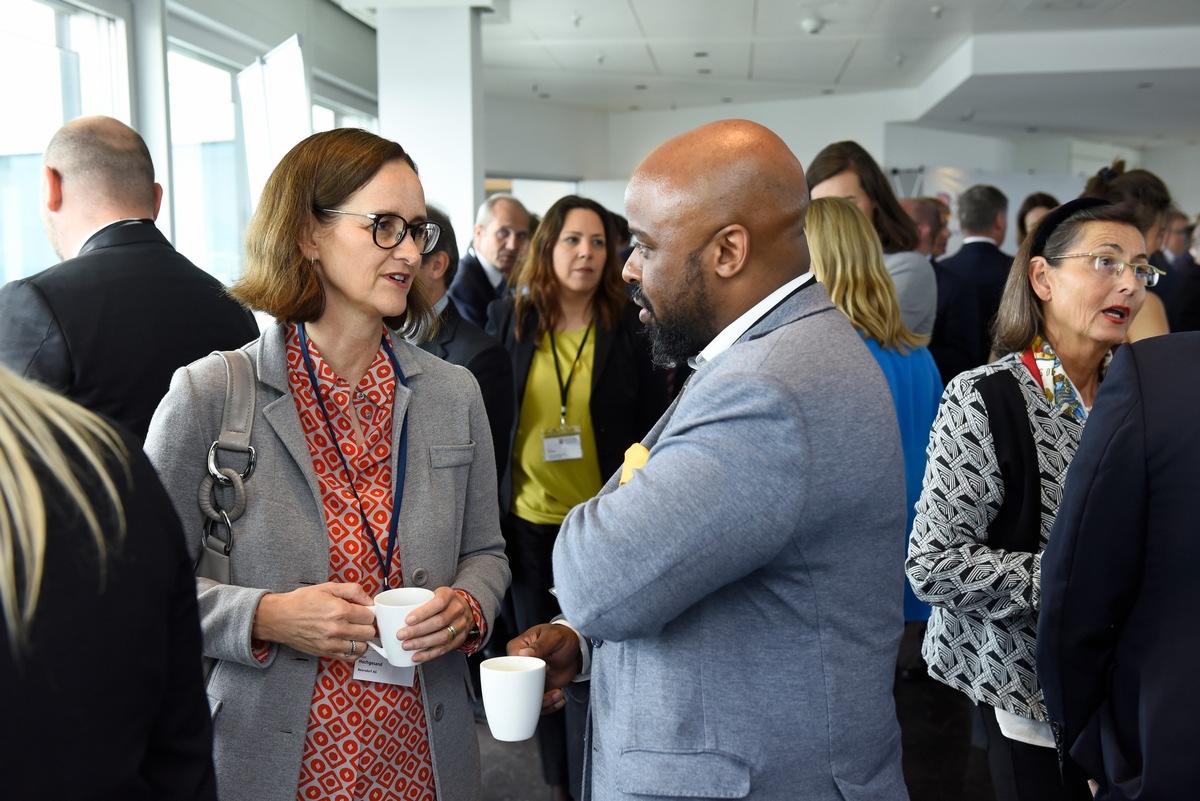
[
  {"x1": 1029, "y1": 256, "x2": 1053, "y2": 301},
  {"x1": 42, "y1": 166, "x2": 63, "y2": 213},
  {"x1": 151, "y1": 183, "x2": 164, "y2": 220},
  {"x1": 425, "y1": 251, "x2": 450, "y2": 282},
  {"x1": 712, "y1": 224, "x2": 749, "y2": 279}
]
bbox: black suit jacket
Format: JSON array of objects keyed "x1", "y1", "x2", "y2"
[
  {"x1": 447, "y1": 252, "x2": 502, "y2": 328},
  {"x1": 928, "y1": 240, "x2": 1012, "y2": 384},
  {"x1": 1039, "y1": 333, "x2": 1200, "y2": 799},
  {"x1": 1, "y1": 426, "x2": 217, "y2": 800},
  {"x1": 0, "y1": 221, "x2": 260, "y2": 440},
  {"x1": 486, "y1": 297, "x2": 669, "y2": 511},
  {"x1": 419, "y1": 298, "x2": 514, "y2": 478},
  {"x1": 1162, "y1": 252, "x2": 1200, "y2": 332}
]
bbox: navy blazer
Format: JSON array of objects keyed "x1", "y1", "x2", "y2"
[
  {"x1": 0, "y1": 221, "x2": 259, "y2": 440},
  {"x1": 447, "y1": 252, "x2": 502, "y2": 328},
  {"x1": 928, "y1": 240, "x2": 1013, "y2": 384},
  {"x1": 419, "y1": 298, "x2": 515, "y2": 478},
  {"x1": 1039, "y1": 333, "x2": 1200, "y2": 799},
  {"x1": 486, "y1": 297, "x2": 668, "y2": 511}
]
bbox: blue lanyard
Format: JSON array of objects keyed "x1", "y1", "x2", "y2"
[{"x1": 298, "y1": 326, "x2": 409, "y2": 590}]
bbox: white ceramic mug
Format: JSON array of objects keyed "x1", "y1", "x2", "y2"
[
  {"x1": 480, "y1": 655, "x2": 547, "y2": 741},
  {"x1": 366, "y1": 587, "x2": 435, "y2": 667}
]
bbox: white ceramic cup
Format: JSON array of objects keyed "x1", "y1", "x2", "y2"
[
  {"x1": 366, "y1": 587, "x2": 436, "y2": 667},
  {"x1": 480, "y1": 655, "x2": 547, "y2": 741}
]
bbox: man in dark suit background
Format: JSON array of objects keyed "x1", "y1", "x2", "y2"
[
  {"x1": 0, "y1": 115, "x2": 259, "y2": 440},
  {"x1": 415, "y1": 205, "x2": 514, "y2": 477},
  {"x1": 928, "y1": 184, "x2": 1012, "y2": 384},
  {"x1": 899, "y1": 196, "x2": 947, "y2": 265},
  {"x1": 1039, "y1": 332, "x2": 1200, "y2": 800},
  {"x1": 446, "y1": 193, "x2": 532, "y2": 327}
]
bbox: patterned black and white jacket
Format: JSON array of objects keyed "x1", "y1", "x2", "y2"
[{"x1": 907, "y1": 353, "x2": 1087, "y2": 721}]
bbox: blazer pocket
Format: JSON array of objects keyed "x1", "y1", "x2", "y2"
[
  {"x1": 616, "y1": 749, "x2": 751, "y2": 799},
  {"x1": 429, "y1": 443, "x2": 475, "y2": 469}
]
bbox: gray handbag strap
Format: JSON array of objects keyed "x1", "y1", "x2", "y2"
[{"x1": 217, "y1": 349, "x2": 256, "y2": 452}]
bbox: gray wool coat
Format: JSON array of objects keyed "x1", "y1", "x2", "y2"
[
  {"x1": 554, "y1": 283, "x2": 910, "y2": 800},
  {"x1": 145, "y1": 323, "x2": 510, "y2": 801}
]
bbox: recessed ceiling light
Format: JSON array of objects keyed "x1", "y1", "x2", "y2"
[
  {"x1": 821, "y1": 88, "x2": 834, "y2": 95},
  {"x1": 1137, "y1": 81, "x2": 1154, "y2": 89},
  {"x1": 538, "y1": 93, "x2": 551, "y2": 99},
  {"x1": 698, "y1": 68, "x2": 712, "y2": 75},
  {"x1": 635, "y1": 84, "x2": 648, "y2": 90},
  {"x1": 694, "y1": 51, "x2": 708, "y2": 58},
  {"x1": 721, "y1": 97, "x2": 733, "y2": 103}
]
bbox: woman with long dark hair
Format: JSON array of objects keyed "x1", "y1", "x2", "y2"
[
  {"x1": 488, "y1": 194, "x2": 667, "y2": 801},
  {"x1": 808, "y1": 140, "x2": 938, "y2": 337}
]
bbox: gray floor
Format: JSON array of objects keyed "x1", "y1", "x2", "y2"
[{"x1": 477, "y1": 720, "x2": 547, "y2": 801}]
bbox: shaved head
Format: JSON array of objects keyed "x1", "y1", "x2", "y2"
[
  {"x1": 45, "y1": 116, "x2": 157, "y2": 213},
  {"x1": 623, "y1": 120, "x2": 811, "y2": 366},
  {"x1": 628, "y1": 119, "x2": 809, "y2": 270}
]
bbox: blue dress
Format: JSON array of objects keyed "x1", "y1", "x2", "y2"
[{"x1": 863, "y1": 335, "x2": 943, "y2": 621}]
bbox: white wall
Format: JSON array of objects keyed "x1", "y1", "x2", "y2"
[
  {"x1": 484, "y1": 97, "x2": 608, "y2": 180},
  {"x1": 604, "y1": 89, "x2": 918, "y2": 180},
  {"x1": 1143, "y1": 145, "x2": 1200, "y2": 218},
  {"x1": 883, "y1": 124, "x2": 1016, "y2": 173}
]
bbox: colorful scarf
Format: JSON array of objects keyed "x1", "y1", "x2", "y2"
[{"x1": 1023, "y1": 335, "x2": 1111, "y2": 424}]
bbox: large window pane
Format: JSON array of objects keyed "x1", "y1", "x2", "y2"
[
  {"x1": 0, "y1": 0, "x2": 128, "y2": 283},
  {"x1": 168, "y1": 48, "x2": 245, "y2": 285}
]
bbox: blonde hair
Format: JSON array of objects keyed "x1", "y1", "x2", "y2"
[
  {"x1": 806, "y1": 197, "x2": 928, "y2": 352},
  {"x1": 0, "y1": 367, "x2": 126, "y2": 652}
]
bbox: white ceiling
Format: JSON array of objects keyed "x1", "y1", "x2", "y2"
[{"x1": 342, "y1": 0, "x2": 1200, "y2": 149}]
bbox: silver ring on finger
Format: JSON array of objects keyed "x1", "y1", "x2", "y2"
[
  {"x1": 345, "y1": 640, "x2": 357, "y2": 657},
  {"x1": 445, "y1": 624, "x2": 457, "y2": 639}
]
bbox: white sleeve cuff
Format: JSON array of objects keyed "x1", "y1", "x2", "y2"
[{"x1": 551, "y1": 618, "x2": 590, "y2": 681}]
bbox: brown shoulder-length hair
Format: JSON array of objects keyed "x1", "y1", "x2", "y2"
[
  {"x1": 807, "y1": 141, "x2": 918, "y2": 254},
  {"x1": 232, "y1": 128, "x2": 436, "y2": 339},
  {"x1": 1080, "y1": 159, "x2": 1171, "y2": 237},
  {"x1": 1015, "y1": 191, "x2": 1059, "y2": 243},
  {"x1": 992, "y1": 201, "x2": 1142, "y2": 356},
  {"x1": 511, "y1": 195, "x2": 627, "y2": 342}
]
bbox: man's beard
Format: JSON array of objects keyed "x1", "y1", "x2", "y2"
[{"x1": 632, "y1": 253, "x2": 714, "y2": 368}]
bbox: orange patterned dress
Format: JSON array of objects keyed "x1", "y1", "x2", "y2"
[{"x1": 281, "y1": 325, "x2": 483, "y2": 801}]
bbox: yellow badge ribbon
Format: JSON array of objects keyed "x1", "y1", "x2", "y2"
[{"x1": 619, "y1": 443, "x2": 649, "y2": 486}]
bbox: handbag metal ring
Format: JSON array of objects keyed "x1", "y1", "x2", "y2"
[{"x1": 207, "y1": 441, "x2": 257, "y2": 485}]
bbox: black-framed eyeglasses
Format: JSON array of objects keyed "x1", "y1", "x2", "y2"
[
  {"x1": 1048, "y1": 251, "x2": 1163, "y2": 288},
  {"x1": 320, "y1": 208, "x2": 441, "y2": 255}
]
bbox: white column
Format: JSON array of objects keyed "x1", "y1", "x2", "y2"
[
  {"x1": 130, "y1": 0, "x2": 174, "y2": 239},
  {"x1": 375, "y1": 3, "x2": 488, "y2": 255}
]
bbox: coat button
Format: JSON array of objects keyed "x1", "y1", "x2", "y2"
[
  {"x1": 433, "y1": 703, "x2": 444, "y2": 721},
  {"x1": 412, "y1": 568, "x2": 428, "y2": 586}
]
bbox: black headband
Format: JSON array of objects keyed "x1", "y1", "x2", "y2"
[{"x1": 1030, "y1": 196, "x2": 1112, "y2": 259}]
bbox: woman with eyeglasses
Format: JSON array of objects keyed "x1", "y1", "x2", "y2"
[
  {"x1": 144, "y1": 129, "x2": 509, "y2": 801},
  {"x1": 907, "y1": 198, "x2": 1154, "y2": 801},
  {"x1": 486, "y1": 195, "x2": 668, "y2": 801}
]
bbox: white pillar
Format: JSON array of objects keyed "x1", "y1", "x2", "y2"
[
  {"x1": 130, "y1": 0, "x2": 174, "y2": 239},
  {"x1": 375, "y1": 3, "x2": 489, "y2": 256}
]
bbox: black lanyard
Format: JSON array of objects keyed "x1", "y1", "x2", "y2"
[
  {"x1": 548, "y1": 324, "x2": 593, "y2": 427},
  {"x1": 298, "y1": 326, "x2": 409, "y2": 591}
]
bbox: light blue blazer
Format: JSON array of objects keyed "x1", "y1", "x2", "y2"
[{"x1": 554, "y1": 283, "x2": 910, "y2": 800}]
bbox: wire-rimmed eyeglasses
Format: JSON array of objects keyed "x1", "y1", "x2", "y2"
[
  {"x1": 319, "y1": 209, "x2": 441, "y2": 255},
  {"x1": 1048, "y1": 251, "x2": 1164, "y2": 288}
]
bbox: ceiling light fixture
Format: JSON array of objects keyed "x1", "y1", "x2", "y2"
[
  {"x1": 571, "y1": 12, "x2": 582, "y2": 28},
  {"x1": 800, "y1": 15, "x2": 825, "y2": 35},
  {"x1": 930, "y1": 5, "x2": 944, "y2": 19},
  {"x1": 596, "y1": 52, "x2": 606, "y2": 66}
]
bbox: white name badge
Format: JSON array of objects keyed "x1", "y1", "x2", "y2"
[
  {"x1": 353, "y1": 641, "x2": 416, "y2": 686},
  {"x1": 542, "y1": 425, "x2": 583, "y2": 462}
]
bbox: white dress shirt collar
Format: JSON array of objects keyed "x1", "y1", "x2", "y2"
[
  {"x1": 689, "y1": 272, "x2": 814, "y2": 370},
  {"x1": 475, "y1": 250, "x2": 506, "y2": 290}
]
